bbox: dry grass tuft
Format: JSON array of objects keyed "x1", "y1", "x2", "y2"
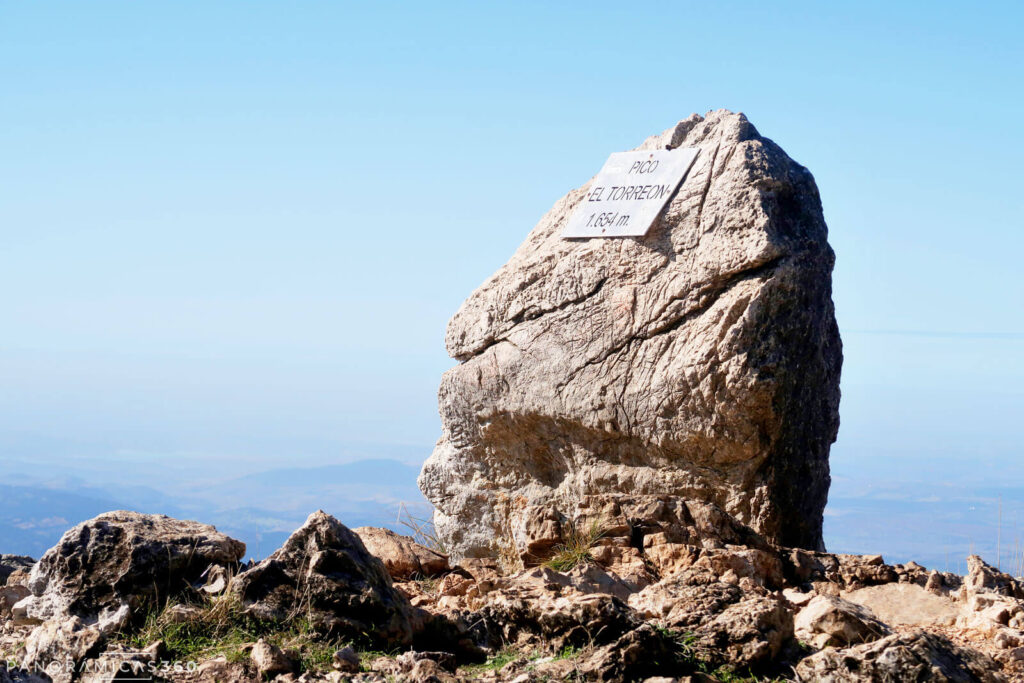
[{"x1": 543, "y1": 518, "x2": 605, "y2": 572}]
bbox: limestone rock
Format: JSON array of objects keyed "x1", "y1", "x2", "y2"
[
  {"x1": 561, "y1": 624, "x2": 678, "y2": 681},
  {"x1": 231, "y1": 510, "x2": 414, "y2": 646},
  {"x1": 193, "y1": 656, "x2": 250, "y2": 683},
  {"x1": 16, "y1": 511, "x2": 244, "y2": 631},
  {"x1": 21, "y1": 617, "x2": 103, "y2": 683},
  {"x1": 0, "y1": 557, "x2": 34, "y2": 587},
  {"x1": 793, "y1": 595, "x2": 889, "y2": 648},
  {"x1": 694, "y1": 595, "x2": 793, "y2": 669},
  {"x1": 965, "y1": 555, "x2": 1024, "y2": 598},
  {"x1": 251, "y1": 638, "x2": 294, "y2": 677},
  {"x1": 0, "y1": 584, "x2": 30, "y2": 620},
  {"x1": 793, "y1": 630, "x2": 1004, "y2": 682},
  {"x1": 843, "y1": 583, "x2": 959, "y2": 628},
  {"x1": 419, "y1": 109, "x2": 842, "y2": 559},
  {"x1": 354, "y1": 526, "x2": 450, "y2": 580},
  {"x1": 629, "y1": 573, "x2": 791, "y2": 669},
  {"x1": 332, "y1": 646, "x2": 360, "y2": 673}
]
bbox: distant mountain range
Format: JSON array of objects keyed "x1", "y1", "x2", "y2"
[{"x1": 0, "y1": 458, "x2": 429, "y2": 560}]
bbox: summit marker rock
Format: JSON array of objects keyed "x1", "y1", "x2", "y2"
[{"x1": 419, "y1": 110, "x2": 842, "y2": 559}]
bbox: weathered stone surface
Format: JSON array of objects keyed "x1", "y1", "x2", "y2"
[
  {"x1": 419, "y1": 109, "x2": 841, "y2": 559},
  {"x1": 231, "y1": 510, "x2": 414, "y2": 646},
  {"x1": 843, "y1": 583, "x2": 959, "y2": 627},
  {"x1": 629, "y1": 572, "x2": 791, "y2": 669},
  {"x1": 793, "y1": 594, "x2": 889, "y2": 648},
  {"x1": 21, "y1": 617, "x2": 103, "y2": 683},
  {"x1": 16, "y1": 511, "x2": 244, "y2": 631},
  {"x1": 965, "y1": 555, "x2": 1024, "y2": 599},
  {"x1": 694, "y1": 595, "x2": 793, "y2": 669},
  {"x1": 354, "y1": 526, "x2": 450, "y2": 581},
  {"x1": 793, "y1": 630, "x2": 1004, "y2": 682},
  {"x1": 251, "y1": 638, "x2": 294, "y2": 677},
  {"x1": 0, "y1": 585, "x2": 30, "y2": 620}
]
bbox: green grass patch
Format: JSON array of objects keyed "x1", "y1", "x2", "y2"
[{"x1": 114, "y1": 594, "x2": 354, "y2": 675}]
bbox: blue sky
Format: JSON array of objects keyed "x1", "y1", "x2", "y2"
[{"x1": 1, "y1": 2, "x2": 1022, "y2": 565}]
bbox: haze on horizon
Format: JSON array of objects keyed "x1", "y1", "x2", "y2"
[{"x1": 1, "y1": 2, "x2": 1022, "y2": 569}]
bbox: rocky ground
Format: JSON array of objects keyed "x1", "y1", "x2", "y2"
[{"x1": 0, "y1": 500, "x2": 1018, "y2": 682}]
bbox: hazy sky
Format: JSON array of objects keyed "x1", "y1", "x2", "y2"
[{"x1": 2, "y1": 2, "x2": 1022, "y2": 560}]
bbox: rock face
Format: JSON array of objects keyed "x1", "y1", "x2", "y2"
[
  {"x1": 419, "y1": 109, "x2": 842, "y2": 559},
  {"x1": 16, "y1": 511, "x2": 244, "y2": 630},
  {"x1": 231, "y1": 510, "x2": 414, "y2": 646}
]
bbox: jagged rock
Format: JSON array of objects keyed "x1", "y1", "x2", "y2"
[
  {"x1": 21, "y1": 617, "x2": 103, "y2": 683},
  {"x1": 694, "y1": 595, "x2": 793, "y2": 669},
  {"x1": 834, "y1": 553, "x2": 898, "y2": 589},
  {"x1": 561, "y1": 624, "x2": 679, "y2": 681},
  {"x1": 354, "y1": 527, "x2": 450, "y2": 580},
  {"x1": 965, "y1": 555, "x2": 1024, "y2": 599},
  {"x1": 419, "y1": 110, "x2": 842, "y2": 559},
  {"x1": 793, "y1": 630, "x2": 1005, "y2": 682},
  {"x1": 0, "y1": 557, "x2": 34, "y2": 587},
  {"x1": 629, "y1": 576, "x2": 745, "y2": 627},
  {"x1": 793, "y1": 595, "x2": 889, "y2": 648},
  {"x1": 14, "y1": 511, "x2": 244, "y2": 632},
  {"x1": 629, "y1": 574, "x2": 791, "y2": 669},
  {"x1": 466, "y1": 575, "x2": 642, "y2": 652},
  {"x1": 231, "y1": 510, "x2": 414, "y2": 646},
  {"x1": 251, "y1": 638, "x2": 294, "y2": 677}
]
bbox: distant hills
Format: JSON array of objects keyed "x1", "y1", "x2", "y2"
[{"x1": 0, "y1": 458, "x2": 429, "y2": 560}]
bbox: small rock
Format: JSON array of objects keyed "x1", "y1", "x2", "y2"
[
  {"x1": 782, "y1": 588, "x2": 814, "y2": 607},
  {"x1": 0, "y1": 585, "x2": 30, "y2": 619},
  {"x1": 354, "y1": 526, "x2": 450, "y2": 580},
  {"x1": 251, "y1": 639, "x2": 294, "y2": 677},
  {"x1": 196, "y1": 656, "x2": 249, "y2": 683},
  {"x1": 332, "y1": 646, "x2": 360, "y2": 673},
  {"x1": 199, "y1": 564, "x2": 230, "y2": 594},
  {"x1": 396, "y1": 651, "x2": 458, "y2": 673},
  {"x1": 794, "y1": 595, "x2": 889, "y2": 648}
]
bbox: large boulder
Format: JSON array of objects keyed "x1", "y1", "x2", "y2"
[
  {"x1": 14, "y1": 511, "x2": 244, "y2": 631},
  {"x1": 419, "y1": 109, "x2": 842, "y2": 559},
  {"x1": 231, "y1": 510, "x2": 414, "y2": 646}
]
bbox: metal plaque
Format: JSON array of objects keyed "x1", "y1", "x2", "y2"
[{"x1": 561, "y1": 146, "x2": 699, "y2": 238}]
